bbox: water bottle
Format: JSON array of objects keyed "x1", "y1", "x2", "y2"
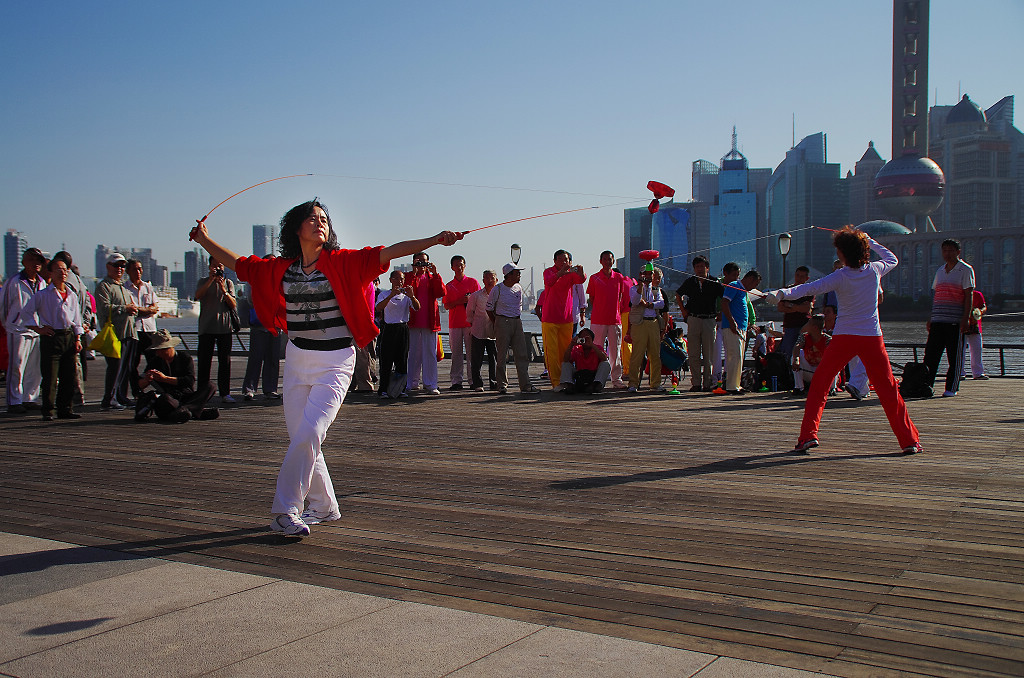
[{"x1": 771, "y1": 375, "x2": 778, "y2": 391}]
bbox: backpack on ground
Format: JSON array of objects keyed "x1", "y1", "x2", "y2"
[{"x1": 899, "y1": 362, "x2": 933, "y2": 399}]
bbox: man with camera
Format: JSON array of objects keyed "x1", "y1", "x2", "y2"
[
  {"x1": 136, "y1": 329, "x2": 218, "y2": 423},
  {"x1": 558, "y1": 327, "x2": 611, "y2": 394},
  {"x1": 541, "y1": 249, "x2": 585, "y2": 388},
  {"x1": 196, "y1": 257, "x2": 237, "y2": 403},
  {"x1": 404, "y1": 252, "x2": 445, "y2": 394}
]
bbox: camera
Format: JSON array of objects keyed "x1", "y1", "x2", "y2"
[
  {"x1": 214, "y1": 269, "x2": 224, "y2": 277},
  {"x1": 412, "y1": 261, "x2": 427, "y2": 267}
]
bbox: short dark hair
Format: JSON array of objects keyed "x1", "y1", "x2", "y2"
[
  {"x1": 450, "y1": 255, "x2": 465, "y2": 266},
  {"x1": 127, "y1": 258, "x2": 142, "y2": 269},
  {"x1": 48, "y1": 258, "x2": 69, "y2": 272},
  {"x1": 577, "y1": 327, "x2": 595, "y2": 340},
  {"x1": 692, "y1": 255, "x2": 709, "y2": 267},
  {"x1": 53, "y1": 251, "x2": 73, "y2": 267},
  {"x1": 23, "y1": 247, "x2": 43, "y2": 263},
  {"x1": 601, "y1": 250, "x2": 614, "y2": 260},
  {"x1": 941, "y1": 238, "x2": 961, "y2": 251},
  {"x1": 722, "y1": 262, "x2": 740, "y2": 275},
  {"x1": 414, "y1": 251, "x2": 429, "y2": 261},
  {"x1": 553, "y1": 249, "x2": 568, "y2": 261},
  {"x1": 278, "y1": 200, "x2": 340, "y2": 259},
  {"x1": 795, "y1": 265, "x2": 809, "y2": 274},
  {"x1": 742, "y1": 270, "x2": 761, "y2": 282}
]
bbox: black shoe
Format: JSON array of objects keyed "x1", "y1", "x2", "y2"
[
  {"x1": 42, "y1": 414, "x2": 53, "y2": 421},
  {"x1": 448, "y1": 383, "x2": 464, "y2": 391},
  {"x1": 57, "y1": 411, "x2": 82, "y2": 420},
  {"x1": 7, "y1": 404, "x2": 27, "y2": 414},
  {"x1": 198, "y1": 408, "x2": 220, "y2": 420}
]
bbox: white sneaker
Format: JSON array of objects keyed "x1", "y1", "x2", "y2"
[
  {"x1": 427, "y1": 388, "x2": 441, "y2": 395},
  {"x1": 473, "y1": 386, "x2": 484, "y2": 392},
  {"x1": 627, "y1": 386, "x2": 637, "y2": 393},
  {"x1": 942, "y1": 390, "x2": 957, "y2": 397},
  {"x1": 222, "y1": 394, "x2": 237, "y2": 404},
  {"x1": 270, "y1": 513, "x2": 309, "y2": 536},
  {"x1": 301, "y1": 507, "x2": 341, "y2": 524}
]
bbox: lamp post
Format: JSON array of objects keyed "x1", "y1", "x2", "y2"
[
  {"x1": 510, "y1": 243, "x2": 521, "y2": 265},
  {"x1": 778, "y1": 232, "x2": 792, "y2": 287}
]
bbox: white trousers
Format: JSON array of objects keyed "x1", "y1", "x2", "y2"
[
  {"x1": 7, "y1": 332, "x2": 41, "y2": 406},
  {"x1": 407, "y1": 328, "x2": 439, "y2": 389},
  {"x1": 964, "y1": 333, "x2": 984, "y2": 377},
  {"x1": 559, "y1": 360, "x2": 612, "y2": 387},
  {"x1": 712, "y1": 329, "x2": 725, "y2": 385},
  {"x1": 793, "y1": 350, "x2": 837, "y2": 392},
  {"x1": 723, "y1": 328, "x2": 745, "y2": 391},
  {"x1": 448, "y1": 326, "x2": 471, "y2": 385},
  {"x1": 272, "y1": 341, "x2": 354, "y2": 517},
  {"x1": 847, "y1": 355, "x2": 869, "y2": 393},
  {"x1": 590, "y1": 323, "x2": 623, "y2": 384}
]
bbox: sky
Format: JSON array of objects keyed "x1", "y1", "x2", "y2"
[{"x1": 2, "y1": 0, "x2": 1021, "y2": 288}]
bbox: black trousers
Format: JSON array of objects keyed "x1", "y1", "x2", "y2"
[
  {"x1": 377, "y1": 322, "x2": 409, "y2": 394},
  {"x1": 103, "y1": 336, "x2": 138, "y2": 406},
  {"x1": 154, "y1": 381, "x2": 216, "y2": 422},
  {"x1": 40, "y1": 331, "x2": 78, "y2": 416},
  {"x1": 470, "y1": 335, "x2": 497, "y2": 389},
  {"x1": 198, "y1": 333, "x2": 233, "y2": 396},
  {"x1": 923, "y1": 321, "x2": 965, "y2": 394}
]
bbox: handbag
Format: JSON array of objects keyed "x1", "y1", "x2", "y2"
[
  {"x1": 89, "y1": 320, "x2": 122, "y2": 359},
  {"x1": 229, "y1": 307, "x2": 242, "y2": 333}
]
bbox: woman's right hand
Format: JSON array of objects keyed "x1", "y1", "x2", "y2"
[{"x1": 189, "y1": 219, "x2": 209, "y2": 244}]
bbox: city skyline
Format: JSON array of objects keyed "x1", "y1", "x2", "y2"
[{"x1": 2, "y1": 2, "x2": 1021, "y2": 280}]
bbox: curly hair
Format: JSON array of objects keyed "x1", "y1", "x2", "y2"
[
  {"x1": 833, "y1": 226, "x2": 870, "y2": 268},
  {"x1": 278, "y1": 200, "x2": 339, "y2": 259}
]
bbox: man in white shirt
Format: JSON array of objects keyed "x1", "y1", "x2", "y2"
[
  {"x1": 375, "y1": 270, "x2": 419, "y2": 399},
  {"x1": 486, "y1": 264, "x2": 539, "y2": 395},
  {"x1": 466, "y1": 269, "x2": 498, "y2": 392},
  {"x1": 1, "y1": 247, "x2": 46, "y2": 413},
  {"x1": 21, "y1": 258, "x2": 84, "y2": 420}
]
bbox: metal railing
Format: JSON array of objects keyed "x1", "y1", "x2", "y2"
[{"x1": 169, "y1": 330, "x2": 1024, "y2": 378}]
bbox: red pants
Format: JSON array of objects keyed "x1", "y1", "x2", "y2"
[{"x1": 799, "y1": 335, "x2": 919, "y2": 448}]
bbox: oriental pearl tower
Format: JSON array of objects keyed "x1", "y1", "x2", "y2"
[{"x1": 873, "y1": 0, "x2": 944, "y2": 232}]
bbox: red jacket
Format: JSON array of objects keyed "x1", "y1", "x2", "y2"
[
  {"x1": 403, "y1": 271, "x2": 445, "y2": 332},
  {"x1": 236, "y1": 247, "x2": 388, "y2": 348}
]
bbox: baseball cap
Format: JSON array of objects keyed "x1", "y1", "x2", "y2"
[
  {"x1": 502, "y1": 263, "x2": 523, "y2": 277},
  {"x1": 107, "y1": 253, "x2": 127, "y2": 265}
]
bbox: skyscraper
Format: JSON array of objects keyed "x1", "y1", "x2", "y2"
[
  {"x1": 253, "y1": 224, "x2": 275, "y2": 257},
  {"x1": 766, "y1": 132, "x2": 849, "y2": 284},
  {"x1": 848, "y1": 141, "x2": 888, "y2": 226},
  {"x1": 183, "y1": 248, "x2": 208, "y2": 299},
  {"x1": 4, "y1": 229, "x2": 28, "y2": 280}
]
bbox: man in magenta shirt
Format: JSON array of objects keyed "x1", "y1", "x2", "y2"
[
  {"x1": 542, "y1": 249, "x2": 585, "y2": 387},
  {"x1": 404, "y1": 252, "x2": 445, "y2": 394},
  {"x1": 586, "y1": 250, "x2": 627, "y2": 387},
  {"x1": 442, "y1": 255, "x2": 480, "y2": 390}
]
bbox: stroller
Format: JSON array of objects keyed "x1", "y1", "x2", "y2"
[{"x1": 659, "y1": 327, "x2": 688, "y2": 389}]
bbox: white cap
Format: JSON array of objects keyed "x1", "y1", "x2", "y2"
[{"x1": 502, "y1": 263, "x2": 523, "y2": 277}]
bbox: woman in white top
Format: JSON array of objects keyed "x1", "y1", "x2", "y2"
[{"x1": 774, "y1": 226, "x2": 921, "y2": 455}]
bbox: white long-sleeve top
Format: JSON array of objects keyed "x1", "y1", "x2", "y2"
[
  {"x1": 466, "y1": 287, "x2": 495, "y2": 340},
  {"x1": 22, "y1": 284, "x2": 85, "y2": 336},
  {"x1": 779, "y1": 238, "x2": 896, "y2": 337},
  {"x1": 1, "y1": 272, "x2": 45, "y2": 335}
]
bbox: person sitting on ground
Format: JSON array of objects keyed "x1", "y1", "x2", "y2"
[
  {"x1": 558, "y1": 327, "x2": 610, "y2": 394},
  {"x1": 135, "y1": 329, "x2": 218, "y2": 423},
  {"x1": 791, "y1": 315, "x2": 833, "y2": 397}
]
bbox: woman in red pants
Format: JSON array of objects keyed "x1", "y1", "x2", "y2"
[{"x1": 771, "y1": 226, "x2": 922, "y2": 455}]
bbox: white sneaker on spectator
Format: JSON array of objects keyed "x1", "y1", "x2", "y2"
[
  {"x1": 270, "y1": 513, "x2": 309, "y2": 536},
  {"x1": 301, "y1": 507, "x2": 341, "y2": 524}
]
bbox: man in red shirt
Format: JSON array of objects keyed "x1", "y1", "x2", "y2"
[
  {"x1": 558, "y1": 328, "x2": 611, "y2": 394},
  {"x1": 541, "y1": 250, "x2": 585, "y2": 388},
  {"x1": 586, "y1": 251, "x2": 627, "y2": 387},
  {"x1": 405, "y1": 252, "x2": 446, "y2": 394},
  {"x1": 442, "y1": 255, "x2": 480, "y2": 390}
]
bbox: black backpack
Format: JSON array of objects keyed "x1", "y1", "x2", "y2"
[
  {"x1": 758, "y1": 352, "x2": 795, "y2": 391},
  {"x1": 899, "y1": 362, "x2": 933, "y2": 399}
]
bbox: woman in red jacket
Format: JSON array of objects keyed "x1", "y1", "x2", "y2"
[{"x1": 191, "y1": 200, "x2": 462, "y2": 535}]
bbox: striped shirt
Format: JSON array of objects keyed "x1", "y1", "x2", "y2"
[
  {"x1": 931, "y1": 260, "x2": 975, "y2": 324},
  {"x1": 282, "y1": 261, "x2": 352, "y2": 351}
]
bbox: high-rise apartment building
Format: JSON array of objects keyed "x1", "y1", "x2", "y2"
[
  {"x1": 847, "y1": 141, "x2": 888, "y2": 226},
  {"x1": 766, "y1": 132, "x2": 849, "y2": 285},
  {"x1": 253, "y1": 224, "x2": 275, "y2": 257},
  {"x1": 183, "y1": 248, "x2": 208, "y2": 299},
  {"x1": 4, "y1": 229, "x2": 28, "y2": 280}
]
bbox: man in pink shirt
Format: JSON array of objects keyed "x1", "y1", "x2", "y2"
[
  {"x1": 586, "y1": 250, "x2": 627, "y2": 387},
  {"x1": 404, "y1": 252, "x2": 446, "y2": 394},
  {"x1": 442, "y1": 255, "x2": 480, "y2": 390},
  {"x1": 542, "y1": 249, "x2": 585, "y2": 387}
]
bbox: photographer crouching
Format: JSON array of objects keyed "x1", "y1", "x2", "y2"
[{"x1": 558, "y1": 327, "x2": 611, "y2": 394}]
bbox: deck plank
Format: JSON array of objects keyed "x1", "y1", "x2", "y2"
[{"x1": 1, "y1": 358, "x2": 1022, "y2": 677}]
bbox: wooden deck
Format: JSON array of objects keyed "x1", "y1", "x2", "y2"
[{"x1": 2, "y1": 359, "x2": 1022, "y2": 677}]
